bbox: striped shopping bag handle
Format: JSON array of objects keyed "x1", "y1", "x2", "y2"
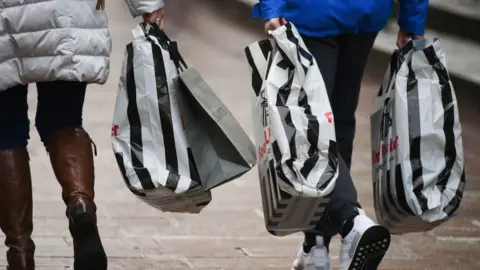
[{"x1": 145, "y1": 23, "x2": 188, "y2": 73}]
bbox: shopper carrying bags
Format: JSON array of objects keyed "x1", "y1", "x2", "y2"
[
  {"x1": 0, "y1": 1, "x2": 164, "y2": 269},
  {"x1": 252, "y1": 0, "x2": 429, "y2": 269}
]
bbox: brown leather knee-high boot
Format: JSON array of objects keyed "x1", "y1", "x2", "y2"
[
  {"x1": 47, "y1": 128, "x2": 107, "y2": 270},
  {"x1": 0, "y1": 149, "x2": 35, "y2": 270}
]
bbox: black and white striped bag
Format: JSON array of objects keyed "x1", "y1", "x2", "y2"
[
  {"x1": 111, "y1": 24, "x2": 211, "y2": 214},
  {"x1": 371, "y1": 39, "x2": 466, "y2": 234},
  {"x1": 245, "y1": 23, "x2": 339, "y2": 236}
]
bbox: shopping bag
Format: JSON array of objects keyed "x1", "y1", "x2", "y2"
[
  {"x1": 371, "y1": 38, "x2": 466, "y2": 234},
  {"x1": 111, "y1": 23, "x2": 211, "y2": 214},
  {"x1": 245, "y1": 22, "x2": 339, "y2": 236},
  {"x1": 177, "y1": 68, "x2": 257, "y2": 190}
]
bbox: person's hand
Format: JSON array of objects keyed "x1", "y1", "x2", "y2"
[
  {"x1": 264, "y1": 17, "x2": 287, "y2": 33},
  {"x1": 396, "y1": 29, "x2": 424, "y2": 48},
  {"x1": 143, "y1": 9, "x2": 164, "y2": 29}
]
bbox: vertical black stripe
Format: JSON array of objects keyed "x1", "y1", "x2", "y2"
[
  {"x1": 443, "y1": 170, "x2": 465, "y2": 216},
  {"x1": 300, "y1": 154, "x2": 319, "y2": 180},
  {"x1": 165, "y1": 172, "x2": 181, "y2": 191},
  {"x1": 285, "y1": 23, "x2": 328, "y2": 183},
  {"x1": 267, "y1": 159, "x2": 280, "y2": 223},
  {"x1": 272, "y1": 140, "x2": 282, "y2": 162},
  {"x1": 277, "y1": 46, "x2": 295, "y2": 71},
  {"x1": 373, "y1": 171, "x2": 380, "y2": 219},
  {"x1": 306, "y1": 114, "x2": 320, "y2": 156},
  {"x1": 275, "y1": 23, "x2": 335, "y2": 187},
  {"x1": 406, "y1": 61, "x2": 429, "y2": 212},
  {"x1": 114, "y1": 152, "x2": 147, "y2": 197},
  {"x1": 297, "y1": 87, "x2": 309, "y2": 112},
  {"x1": 245, "y1": 40, "x2": 274, "y2": 96},
  {"x1": 316, "y1": 140, "x2": 339, "y2": 190},
  {"x1": 285, "y1": 22, "x2": 313, "y2": 74},
  {"x1": 275, "y1": 69, "x2": 293, "y2": 106},
  {"x1": 271, "y1": 141, "x2": 294, "y2": 187},
  {"x1": 126, "y1": 44, "x2": 155, "y2": 190},
  {"x1": 299, "y1": 87, "x2": 320, "y2": 159},
  {"x1": 284, "y1": 111, "x2": 297, "y2": 175},
  {"x1": 423, "y1": 46, "x2": 457, "y2": 193},
  {"x1": 395, "y1": 164, "x2": 415, "y2": 215},
  {"x1": 385, "y1": 166, "x2": 403, "y2": 216},
  {"x1": 276, "y1": 58, "x2": 290, "y2": 70},
  {"x1": 187, "y1": 148, "x2": 201, "y2": 189},
  {"x1": 245, "y1": 46, "x2": 264, "y2": 96},
  {"x1": 260, "y1": 164, "x2": 273, "y2": 226},
  {"x1": 151, "y1": 42, "x2": 180, "y2": 191},
  {"x1": 378, "y1": 51, "x2": 401, "y2": 97},
  {"x1": 258, "y1": 39, "x2": 273, "y2": 61},
  {"x1": 268, "y1": 159, "x2": 282, "y2": 219},
  {"x1": 279, "y1": 108, "x2": 298, "y2": 182},
  {"x1": 286, "y1": 24, "x2": 329, "y2": 183},
  {"x1": 381, "y1": 170, "x2": 401, "y2": 223}
]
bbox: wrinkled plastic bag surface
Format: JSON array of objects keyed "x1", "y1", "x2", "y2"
[{"x1": 371, "y1": 38, "x2": 466, "y2": 234}]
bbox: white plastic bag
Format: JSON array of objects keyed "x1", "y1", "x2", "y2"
[
  {"x1": 111, "y1": 24, "x2": 211, "y2": 214},
  {"x1": 371, "y1": 38, "x2": 465, "y2": 234},
  {"x1": 245, "y1": 22, "x2": 338, "y2": 235}
]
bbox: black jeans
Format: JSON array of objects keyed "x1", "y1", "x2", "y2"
[
  {"x1": 0, "y1": 81, "x2": 87, "y2": 150},
  {"x1": 302, "y1": 33, "x2": 378, "y2": 246}
]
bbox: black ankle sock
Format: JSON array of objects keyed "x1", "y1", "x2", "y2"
[
  {"x1": 340, "y1": 215, "x2": 356, "y2": 238},
  {"x1": 303, "y1": 242, "x2": 315, "y2": 253},
  {"x1": 303, "y1": 233, "x2": 316, "y2": 253}
]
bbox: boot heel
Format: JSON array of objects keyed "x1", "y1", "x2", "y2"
[
  {"x1": 70, "y1": 210, "x2": 107, "y2": 270},
  {"x1": 71, "y1": 213, "x2": 97, "y2": 237}
]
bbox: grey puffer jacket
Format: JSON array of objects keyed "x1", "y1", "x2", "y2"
[{"x1": 0, "y1": 0, "x2": 165, "y2": 91}]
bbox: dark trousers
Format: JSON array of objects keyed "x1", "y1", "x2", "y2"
[
  {"x1": 0, "y1": 81, "x2": 87, "y2": 150},
  {"x1": 302, "y1": 33, "x2": 378, "y2": 246}
]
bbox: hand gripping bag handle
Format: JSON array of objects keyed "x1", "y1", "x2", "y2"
[{"x1": 141, "y1": 23, "x2": 188, "y2": 73}]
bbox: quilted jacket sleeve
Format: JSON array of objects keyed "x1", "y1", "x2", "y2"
[{"x1": 123, "y1": 0, "x2": 165, "y2": 17}]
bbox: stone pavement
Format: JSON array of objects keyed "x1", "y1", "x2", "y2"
[{"x1": 5, "y1": 0, "x2": 479, "y2": 269}]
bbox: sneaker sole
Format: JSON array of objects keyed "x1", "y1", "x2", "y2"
[{"x1": 347, "y1": 225, "x2": 390, "y2": 270}]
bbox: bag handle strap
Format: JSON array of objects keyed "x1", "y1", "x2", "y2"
[{"x1": 143, "y1": 23, "x2": 188, "y2": 72}]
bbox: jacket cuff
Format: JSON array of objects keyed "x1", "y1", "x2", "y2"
[
  {"x1": 397, "y1": 3, "x2": 428, "y2": 35},
  {"x1": 252, "y1": 2, "x2": 284, "y2": 21},
  {"x1": 398, "y1": 18, "x2": 426, "y2": 35}
]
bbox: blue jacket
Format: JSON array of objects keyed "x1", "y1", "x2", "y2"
[{"x1": 252, "y1": 0, "x2": 429, "y2": 38}]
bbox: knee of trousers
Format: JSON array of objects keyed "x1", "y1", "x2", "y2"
[
  {"x1": 0, "y1": 87, "x2": 30, "y2": 150},
  {"x1": 0, "y1": 120, "x2": 30, "y2": 150},
  {"x1": 35, "y1": 118, "x2": 83, "y2": 146},
  {"x1": 0, "y1": 131, "x2": 30, "y2": 150}
]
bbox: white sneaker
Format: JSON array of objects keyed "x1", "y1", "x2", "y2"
[
  {"x1": 292, "y1": 236, "x2": 332, "y2": 270},
  {"x1": 339, "y1": 210, "x2": 391, "y2": 270}
]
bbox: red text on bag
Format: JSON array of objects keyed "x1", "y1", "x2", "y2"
[
  {"x1": 111, "y1": 125, "x2": 119, "y2": 137},
  {"x1": 258, "y1": 127, "x2": 271, "y2": 160},
  {"x1": 372, "y1": 136, "x2": 399, "y2": 165},
  {"x1": 325, "y1": 112, "x2": 333, "y2": 123}
]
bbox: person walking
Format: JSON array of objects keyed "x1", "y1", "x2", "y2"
[
  {"x1": 0, "y1": 0, "x2": 164, "y2": 269},
  {"x1": 252, "y1": 0, "x2": 428, "y2": 269}
]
